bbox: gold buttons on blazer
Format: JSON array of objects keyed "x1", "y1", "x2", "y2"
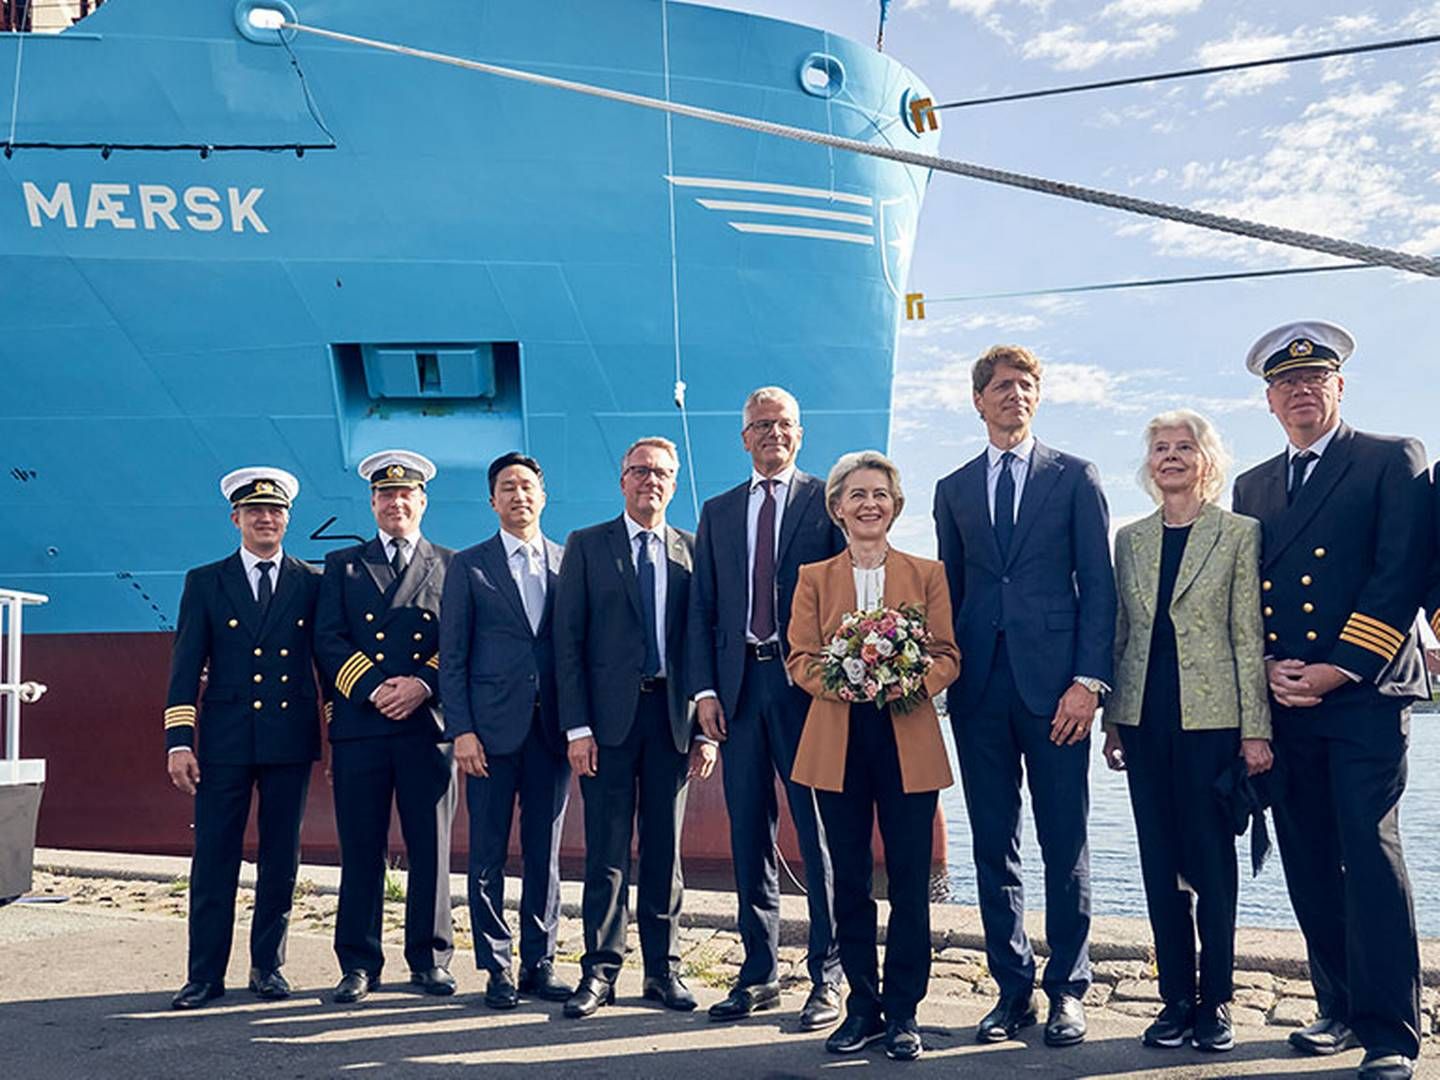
[
  {"x1": 1303, "y1": 602, "x2": 1314, "y2": 614},
  {"x1": 413, "y1": 632, "x2": 423, "y2": 641},
  {"x1": 297, "y1": 618, "x2": 305, "y2": 627},
  {"x1": 279, "y1": 648, "x2": 289, "y2": 658},
  {"x1": 229, "y1": 618, "x2": 239, "y2": 628},
  {"x1": 375, "y1": 632, "x2": 385, "y2": 641},
  {"x1": 1306, "y1": 630, "x2": 1318, "y2": 641},
  {"x1": 254, "y1": 648, "x2": 263, "y2": 657},
  {"x1": 365, "y1": 613, "x2": 375, "y2": 622},
  {"x1": 280, "y1": 701, "x2": 289, "y2": 710},
  {"x1": 422, "y1": 612, "x2": 432, "y2": 621},
  {"x1": 252, "y1": 700, "x2": 262, "y2": 710},
  {"x1": 1314, "y1": 547, "x2": 1326, "y2": 558},
  {"x1": 281, "y1": 675, "x2": 289, "y2": 683},
  {"x1": 1267, "y1": 632, "x2": 1278, "y2": 642},
  {"x1": 1301, "y1": 575, "x2": 1312, "y2": 586},
  {"x1": 253, "y1": 674, "x2": 263, "y2": 683},
  {"x1": 1264, "y1": 606, "x2": 1274, "y2": 617},
  {"x1": 375, "y1": 653, "x2": 384, "y2": 662},
  {"x1": 1262, "y1": 581, "x2": 1272, "y2": 592},
  {"x1": 413, "y1": 653, "x2": 422, "y2": 661}
]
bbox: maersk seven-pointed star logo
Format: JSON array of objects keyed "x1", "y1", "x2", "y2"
[{"x1": 879, "y1": 195, "x2": 917, "y2": 299}]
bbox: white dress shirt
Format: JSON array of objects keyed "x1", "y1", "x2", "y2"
[
  {"x1": 986, "y1": 436, "x2": 1036, "y2": 526},
  {"x1": 1287, "y1": 419, "x2": 1341, "y2": 486},
  {"x1": 500, "y1": 528, "x2": 548, "y2": 627},
  {"x1": 239, "y1": 545, "x2": 283, "y2": 601},
  {"x1": 380, "y1": 529, "x2": 423, "y2": 570},
  {"x1": 624, "y1": 514, "x2": 669, "y2": 676}
]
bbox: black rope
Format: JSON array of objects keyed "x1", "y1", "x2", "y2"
[
  {"x1": 923, "y1": 261, "x2": 1378, "y2": 304},
  {"x1": 279, "y1": 28, "x2": 338, "y2": 147},
  {"x1": 934, "y1": 33, "x2": 1440, "y2": 111},
  {"x1": 2, "y1": 141, "x2": 332, "y2": 158}
]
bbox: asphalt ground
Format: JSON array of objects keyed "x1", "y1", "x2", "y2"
[{"x1": 1, "y1": 901, "x2": 1436, "y2": 1079}]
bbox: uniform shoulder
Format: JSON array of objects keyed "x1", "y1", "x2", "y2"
[
  {"x1": 288, "y1": 556, "x2": 323, "y2": 577},
  {"x1": 427, "y1": 541, "x2": 458, "y2": 560},
  {"x1": 322, "y1": 543, "x2": 366, "y2": 569},
  {"x1": 1349, "y1": 427, "x2": 1426, "y2": 460}
]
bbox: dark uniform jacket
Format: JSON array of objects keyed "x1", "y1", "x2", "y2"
[
  {"x1": 554, "y1": 516, "x2": 696, "y2": 753},
  {"x1": 1233, "y1": 423, "x2": 1432, "y2": 724},
  {"x1": 315, "y1": 536, "x2": 455, "y2": 742},
  {"x1": 685, "y1": 470, "x2": 845, "y2": 717},
  {"x1": 1428, "y1": 461, "x2": 1440, "y2": 648},
  {"x1": 164, "y1": 552, "x2": 323, "y2": 765}
]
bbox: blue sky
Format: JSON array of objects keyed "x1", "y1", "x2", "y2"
[{"x1": 705, "y1": 0, "x2": 1440, "y2": 552}]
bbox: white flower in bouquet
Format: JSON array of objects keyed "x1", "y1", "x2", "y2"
[
  {"x1": 874, "y1": 638, "x2": 895, "y2": 658},
  {"x1": 841, "y1": 657, "x2": 867, "y2": 685}
]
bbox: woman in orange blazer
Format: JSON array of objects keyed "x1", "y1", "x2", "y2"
[{"x1": 787, "y1": 450, "x2": 959, "y2": 1062}]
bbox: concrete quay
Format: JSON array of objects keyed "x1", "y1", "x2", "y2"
[{"x1": 0, "y1": 848, "x2": 1433, "y2": 1078}]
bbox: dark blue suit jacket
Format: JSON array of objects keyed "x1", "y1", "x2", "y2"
[
  {"x1": 685, "y1": 470, "x2": 845, "y2": 717},
  {"x1": 438, "y1": 532, "x2": 565, "y2": 758},
  {"x1": 933, "y1": 441, "x2": 1117, "y2": 717}
]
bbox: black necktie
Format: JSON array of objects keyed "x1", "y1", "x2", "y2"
[
  {"x1": 993, "y1": 451, "x2": 1017, "y2": 557},
  {"x1": 390, "y1": 537, "x2": 409, "y2": 577},
  {"x1": 1287, "y1": 451, "x2": 1315, "y2": 506},
  {"x1": 256, "y1": 560, "x2": 274, "y2": 616},
  {"x1": 636, "y1": 532, "x2": 661, "y2": 676}
]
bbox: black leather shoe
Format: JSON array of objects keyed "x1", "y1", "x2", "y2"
[
  {"x1": 642, "y1": 972, "x2": 697, "y2": 1011},
  {"x1": 484, "y1": 969, "x2": 519, "y2": 1010},
  {"x1": 410, "y1": 967, "x2": 456, "y2": 996},
  {"x1": 1044, "y1": 993, "x2": 1087, "y2": 1047},
  {"x1": 1289, "y1": 1017, "x2": 1360, "y2": 1056},
  {"x1": 1142, "y1": 1000, "x2": 1195, "y2": 1048},
  {"x1": 563, "y1": 974, "x2": 615, "y2": 1018},
  {"x1": 333, "y1": 970, "x2": 378, "y2": 1004},
  {"x1": 1192, "y1": 1001, "x2": 1234, "y2": 1052},
  {"x1": 708, "y1": 982, "x2": 781, "y2": 1022},
  {"x1": 1357, "y1": 1051, "x2": 1415, "y2": 1079},
  {"x1": 248, "y1": 968, "x2": 291, "y2": 1001},
  {"x1": 799, "y1": 983, "x2": 842, "y2": 1032},
  {"x1": 976, "y1": 994, "x2": 1036, "y2": 1043},
  {"x1": 519, "y1": 961, "x2": 575, "y2": 1002},
  {"x1": 885, "y1": 1016, "x2": 923, "y2": 1061},
  {"x1": 825, "y1": 1011, "x2": 886, "y2": 1054},
  {"x1": 171, "y1": 981, "x2": 224, "y2": 1010}
]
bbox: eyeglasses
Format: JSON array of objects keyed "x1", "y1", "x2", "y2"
[
  {"x1": 1271, "y1": 371, "x2": 1336, "y2": 392},
  {"x1": 744, "y1": 418, "x2": 799, "y2": 435},
  {"x1": 624, "y1": 464, "x2": 676, "y2": 481}
]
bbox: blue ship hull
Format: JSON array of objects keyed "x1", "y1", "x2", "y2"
[{"x1": 0, "y1": 0, "x2": 936, "y2": 862}]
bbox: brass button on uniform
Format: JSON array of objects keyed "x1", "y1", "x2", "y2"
[
  {"x1": 279, "y1": 648, "x2": 289, "y2": 657},
  {"x1": 1301, "y1": 575, "x2": 1312, "y2": 586},
  {"x1": 281, "y1": 675, "x2": 289, "y2": 683},
  {"x1": 1314, "y1": 547, "x2": 1326, "y2": 558},
  {"x1": 253, "y1": 700, "x2": 263, "y2": 710},
  {"x1": 297, "y1": 618, "x2": 305, "y2": 627},
  {"x1": 1262, "y1": 581, "x2": 1272, "y2": 592},
  {"x1": 254, "y1": 648, "x2": 263, "y2": 657},
  {"x1": 422, "y1": 612, "x2": 432, "y2": 621},
  {"x1": 229, "y1": 618, "x2": 239, "y2": 628},
  {"x1": 1306, "y1": 630, "x2": 1318, "y2": 641},
  {"x1": 413, "y1": 632, "x2": 423, "y2": 641},
  {"x1": 375, "y1": 653, "x2": 384, "y2": 662},
  {"x1": 1267, "y1": 632, "x2": 1278, "y2": 642},
  {"x1": 1303, "y1": 602, "x2": 1314, "y2": 614},
  {"x1": 253, "y1": 674, "x2": 263, "y2": 683},
  {"x1": 365, "y1": 613, "x2": 375, "y2": 622},
  {"x1": 413, "y1": 653, "x2": 422, "y2": 661},
  {"x1": 375, "y1": 631, "x2": 385, "y2": 641},
  {"x1": 280, "y1": 701, "x2": 289, "y2": 710},
  {"x1": 1264, "y1": 606, "x2": 1274, "y2": 617}
]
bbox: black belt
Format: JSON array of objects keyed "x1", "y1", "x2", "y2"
[
  {"x1": 746, "y1": 641, "x2": 782, "y2": 662},
  {"x1": 639, "y1": 675, "x2": 667, "y2": 693}
]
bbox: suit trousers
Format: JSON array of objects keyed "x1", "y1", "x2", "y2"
[
  {"x1": 331, "y1": 734, "x2": 457, "y2": 976},
  {"x1": 465, "y1": 717, "x2": 571, "y2": 974},
  {"x1": 722, "y1": 653, "x2": 840, "y2": 988},
  {"x1": 188, "y1": 762, "x2": 310, "y2": 984},
  {"x1": 1118, "y1": 714, "x2": 1239, "y2": 1006},
  {"x1": 1271, "y1": 706, "x2": 1421, "y2": 1059},
  {"x1": 814, "y1": 703, "x2": 937, "y2": 1023},
  {"x1": 954, "y1": 638, "x2": 1092, "y2": 1000},
  {"x1": 579, "y1": 687, "x2": 689, "y2": 983}
]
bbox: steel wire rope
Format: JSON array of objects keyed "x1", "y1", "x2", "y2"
[{"x1": 276, "y1": 20, "x2": 1440, "y2": 279}]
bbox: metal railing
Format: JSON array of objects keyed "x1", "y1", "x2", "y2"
[
  {"x1": 0, "y1": 588, "x2": 48, "y2": 785},
  {"x1": 1, "y1": 0, "x2": 105, "y2": 33}
]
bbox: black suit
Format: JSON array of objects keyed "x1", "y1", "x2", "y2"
[
  {"x1": 439, "y1": 532, "x2": 570, "y2": 976},
  {"x1": 1233, "y1": 422, "x2": 1430, "y2": 1060},
  {"x1": 164, "y1": 551, "x2": 321, "y2": 986},
  {"x1": 315, "y1": 536, "x2": 457, "y2": 978},
  {"x1": 686, "y1": 470, "x2": 843, "y2": 989},
  {"x1": 554, "y1": 515, "x2": 695, "y2": 982}
]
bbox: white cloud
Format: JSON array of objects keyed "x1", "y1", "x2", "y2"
[
  {"x1": 1101, "y1": 0, "x2": 1203, "y2": 22},
  {"x1": 1022, "y1": 21, "x2": 1176, "y2": 70},
  {"x1": 1194, "y1": 28, "x2": 1297, "y2": 98},
  {"x1": 900, "y1": 309, "x2": 1046, "y2": 341},
  {"x1": 1044, "y1": 362, "x2": 1122, "y2": 405}
]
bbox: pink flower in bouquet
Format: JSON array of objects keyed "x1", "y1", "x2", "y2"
[{"x1": 860, "y1": 643, "x2": 880, "y2": 664}]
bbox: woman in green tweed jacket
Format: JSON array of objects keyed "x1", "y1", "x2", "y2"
[{"x1": 1102, "y1": 409, "x2": 1272, "y2": 1056}]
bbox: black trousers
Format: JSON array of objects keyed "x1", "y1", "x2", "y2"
[
  {"x1": 722, "y1": 653, "x2": 839, "y2": 989},
  {"x1": 465, "y1": 719, "x2": 571, "y2": 974},
  {"x1": 1118, "y1": 714, "x2": 1239, "y2": 1006},
  {"x1": 188, "y1": 761, "x2": 310, "y2": 985},
  {"x1": 814, "y1": 703, "x2": 937, "y2": 1023},
  {"x1": 331, "y1": 735, "x2": 456, "y2": 976},
  {"x1": 953, "y1": 639, "x2": 1091, "y2": 1000},
  {"x1": 579, "y1": 688, "x2": 689, "y2": 982},
  {"x1": 1271, "y1": 707, "x2": 1421, "y2": 1059}
]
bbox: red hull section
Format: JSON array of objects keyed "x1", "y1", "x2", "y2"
[{"x1": 22, "y1": 633, "x2": 945, "y2": 879}]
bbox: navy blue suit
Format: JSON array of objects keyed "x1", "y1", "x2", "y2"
[
  {"x1": 686, "y1": 470, "x2": 844, "y2": 989},
  {"x1": 439, "y1": 532, "x2": 570, "y2": 976},
  {"x1": 315, "y1": 537, "x2": 457, "y2": 979},
  {"x1": 933, "y1": 441, "x2": 1116, "y2": 1000},
  {"x1": 164, "y1": 551, "x2": 322, "y2": 986},
  {"x1": 1233, "y1": 424, "x2": 1430, "y2": 1059}
]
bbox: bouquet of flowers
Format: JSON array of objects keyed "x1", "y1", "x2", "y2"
[{"x1": 817, "y1": 603, "x2": 935, "y2": 713}]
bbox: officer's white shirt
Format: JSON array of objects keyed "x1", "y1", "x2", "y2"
[
  {"x1": 1286, "y1": 419, "x2": 1341, "y2": 486},
  {"x1": 986, "y1": 436, "x2": 1035, "y2": 526},
  {"x1": 379, "y1": 529, "x2": 423, "y2": 570},
  {"x1": 239, "y1": 545, "x2": 283, "y2": 601}
]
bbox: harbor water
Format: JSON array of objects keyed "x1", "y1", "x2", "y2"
[{"x1": 935, "y1": 711, "x2": 1440, "y2": 937}]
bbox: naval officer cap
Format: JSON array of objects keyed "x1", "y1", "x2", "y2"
[
  {"x1": 1245, "y1": 320, "x2": 1356, "y2": 381},
  {"x1": 221, "y1": 466, "x2": 299, "y2": 509},
  {"x1": 358, "y1": 449, "x2": 436, "y2": 490}
]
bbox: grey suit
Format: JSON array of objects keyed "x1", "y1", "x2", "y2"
[{"x1": 554, "y1": 515, "x2": 696, "y2": 982}]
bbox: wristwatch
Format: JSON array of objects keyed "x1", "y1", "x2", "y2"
[{"x1": 1074, "y1": 676, "x2": 1104, "y2": 696}]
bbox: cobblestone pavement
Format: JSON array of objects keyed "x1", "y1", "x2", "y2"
[{"x1": 26, "y1": 870, "x2": 1439, "y2": 1043}]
